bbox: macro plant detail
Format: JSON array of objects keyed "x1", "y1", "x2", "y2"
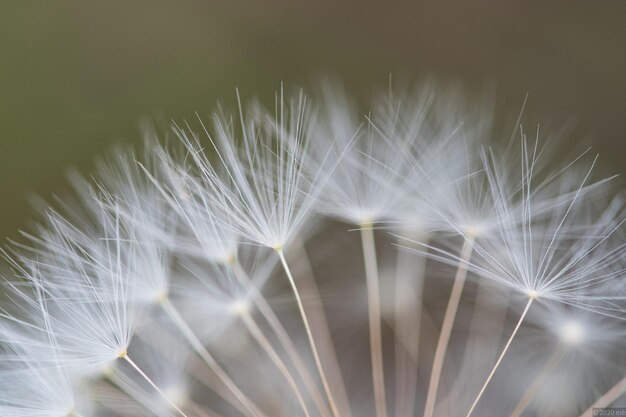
[{"x1": 0, "y1": 84, "x2": 624, "y2": 417}]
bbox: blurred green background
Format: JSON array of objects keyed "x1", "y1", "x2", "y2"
[{"x1": 1, "y1": 0, "x2": 625, "y2": 238}]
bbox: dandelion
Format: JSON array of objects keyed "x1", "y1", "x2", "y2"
[
  {"x1": 143, "y1": 128, "x2": 336, "y2": 417},
  {"x1": 386, "y1": 86, "x2": 495, "y2": 417},
  {"x1": 157, "y1": 87, "x2": 348, "y2": 417},
  {"x1": 400, "y1": 133, "x2": 624, "y2": 416},
  {"x1": 312, "y1": 82, "x2": 455, "y2": 417},
  {"x1": 508, "y1": 304, "x2": 626, "y2": 417},
  {"x1": 1, "y1": 84, "x2": 624, "y2": 417},
  {"x1": 3, "y1": 200, "x2": 190, "y2": 416}
]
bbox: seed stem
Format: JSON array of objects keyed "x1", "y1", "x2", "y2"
[
  {"x1": 510, "y1": 347, "x2": 564, "y2": 417},
  {"x1": 122, "y1": 354, "x2": 189, "y2": 417},
  {"x1": 242, "y1": 311, "x2": 312, "y2": 417},
  {"x1": 230, "y1": 258, "x2": 332, "y2": 417},
  {"x1": 394, "y1": 234, "x2": 428, "y2": 417},
  {"x1": 159, "y1": 298, "x2": 266, "y2": 417},
  {"x1": 465, "y1": 296, "x2": 534, "y2": 417},
  {"x1": 276, "y1": 248, "x2": 342, "y2": 417},
  {"x1": 423, "y1": 238, "x2": 474, "y2": 417},
  {"x1": 291, "y1": 237, "x2": 352, "y2": 417},
  {"x1": 359, "y1": 224, "x2": 388, "y2": 417}
]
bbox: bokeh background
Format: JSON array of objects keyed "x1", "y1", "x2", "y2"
[{"x1": 1, "y1": 0, "x2": 625, "y2": 238}]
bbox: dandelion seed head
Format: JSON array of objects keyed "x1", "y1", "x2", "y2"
[
  {"x1": 463, "y1": 224, "x2": 484, "y2": 239},
  {"x1": 405, "y1": 136, "x2": 625, "y2": 318},
  {"x1": 527, "y1": 289, "x2": 540, "y2": 299},
  {"x1": 559, "y1": 320, "x2": 585, "y2": 345},
  {"x1": 163, "y1": 385, "x2": 188, "y2": 409},
  {"x1": 230, "y1": 299, "x2": 251, "y2": 316},
  {"x1": 1, "y1": 84, "x2": 624, "y2": 417}
]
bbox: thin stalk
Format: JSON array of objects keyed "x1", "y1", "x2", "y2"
[
  {"x1": 122, "y1": 354, "x2": 189, "y2": 417},
  {"x1": 423, "y1": 238, "x2": 474, "y2": 417},
  {"x1": 241, "y1": 311, "x2": 312, "y2": 417},
  {"x1": 104, "y1": 367, "x2": 179, "y2": 417},
  {"x1": 159, "y1": 298, "x2": 266, "y2": 417},
  {"x1": 578, "y1": 376, "x2": 626, "y2": 417},
  {"x1": 510, "y1": 348, "x2": 564, "y2": 417},
  {"x1": 393, "y1": 234, "x2": 428, "y2": 417},
  {"x1": 148, "y1": 327, "x2": 250, "y2": 417},
  {"x1": 105, "y1": 363, "x2": 223, "y2": 417},
  {"x1": 185, "y1": 356, "x2": 251, "y2": 417},
  {"x1": 291, "y1": 237, "x2": 353, "y2": 417},
  {"x1": 230, "y1": 258, "x2": 332, "y2": 417},
  {"x1": 439, "y1": 281, "x2": 512, "y2": 412},
  {"x1": 465, "y1": 296, "x2": 535, "y2": 417},
  {"x1": 359, "y1": 224, "x2": 388, "y2": 417},
  {"x1": 276, "y1": 248, "x2": 341, "y2": 417}
]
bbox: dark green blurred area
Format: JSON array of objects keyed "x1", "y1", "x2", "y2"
[{"x1": 1, "y1": 0, "x2": 625, "y2": 238}]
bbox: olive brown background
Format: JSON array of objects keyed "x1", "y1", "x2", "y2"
[{"x1": 1, "y1": 0, "x2": 625, "y2": 238}]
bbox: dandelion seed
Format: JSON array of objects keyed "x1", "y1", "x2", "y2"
[{"x1": 166, "y1": 88, "x2": 345, "y2": 417}]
